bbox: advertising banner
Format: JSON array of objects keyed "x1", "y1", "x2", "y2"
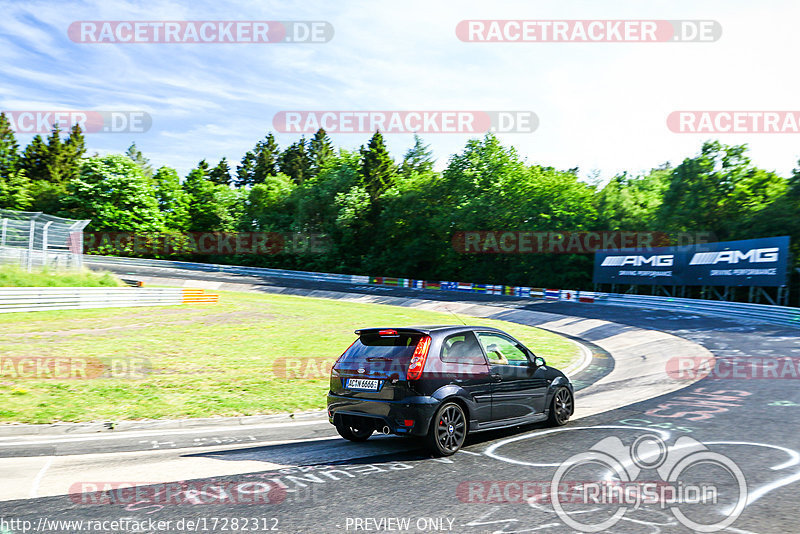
[{"x1": 593, "y1": 236, "x2": 790, "y2": 287}]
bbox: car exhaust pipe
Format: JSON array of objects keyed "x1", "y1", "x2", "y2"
[{"x1": 381, "y1": 426, "x2": 391, "y2": 435}]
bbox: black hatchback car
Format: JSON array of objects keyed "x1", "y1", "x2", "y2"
[{"x1": 327, "y1": 325, "x2": 574, "y2": 456}]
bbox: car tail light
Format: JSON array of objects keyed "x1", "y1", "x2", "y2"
[
  {"x1": 406, "y1": 336, "x2": 431, "y2": 381},
  {"x1": 403, "y1": 419, "x2": 414, "y2": 427},
  {"x1": 379, "y1": 329, "x2": 398, "y2": 336}
]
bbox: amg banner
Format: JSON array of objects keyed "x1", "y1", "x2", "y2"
[{"x1": 593, "y1": 236, "x2": 790, "y2": 287}]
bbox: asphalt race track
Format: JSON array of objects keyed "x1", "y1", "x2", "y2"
[{"x1": 3, "y1": 262, "x2": 800, "y2": 533}]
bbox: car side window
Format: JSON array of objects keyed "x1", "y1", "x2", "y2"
[
  {"x1": 440, "y1": 332, "x2": 487, "y2": 365},
  {"x1": 477, "y1": 333, "x2": 529, "y2": 366}
]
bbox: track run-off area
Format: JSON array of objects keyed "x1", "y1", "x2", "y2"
[{"x1": 2, "y1": 260, "x2": 799, "y2": 533}]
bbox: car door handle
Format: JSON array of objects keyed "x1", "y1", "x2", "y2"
[{"x1": 491, "y1": 374, "x2": 502, "y2": 382}]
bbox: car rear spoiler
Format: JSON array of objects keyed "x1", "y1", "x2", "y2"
[{"x1": 354, "y1": 327, "x2": 431, "y2": 336}]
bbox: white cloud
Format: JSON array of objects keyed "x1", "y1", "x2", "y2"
[{"x1": 2, "y1": 0, "x2": 799, "y2": 179}]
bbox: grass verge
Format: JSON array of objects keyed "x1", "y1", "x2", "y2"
[
  {"x1": 0, "y1": 290, "x2": 579, "y2": 423},
  {"x1": 0, "y1": 265, "x2": 122, "y2": 287}
]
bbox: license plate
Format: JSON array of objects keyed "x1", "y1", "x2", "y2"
[{"x1": 346, "y1": 378, "x2": 380, "y2": 391}]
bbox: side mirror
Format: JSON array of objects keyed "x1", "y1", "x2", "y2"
[{"x1": 533, "y1": 356, "x2": 546, "y2": 367}]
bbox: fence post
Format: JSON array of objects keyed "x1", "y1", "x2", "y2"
[
  {"x1": 42, "y1": 221, "x2": 53, "y2": 269},
  {"x1": 26, "y1": 219, "x2": 35, "y2": 272}
]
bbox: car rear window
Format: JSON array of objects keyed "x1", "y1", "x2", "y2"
[
  {"x1": 440, "y1": 332, "x2": 487, "y2": 365},
  {"x1": 336, "y1": 333, "x2": 421, "y2": 374}
]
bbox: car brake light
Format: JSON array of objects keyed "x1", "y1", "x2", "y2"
[
  {"x1": 403, "y1": 419, "x2": 414, "y2": 427},
  {"x1": 379, "y1": 329, "x2": 398, "y2": 336},
  {"x1": 406, "y1": 336, "x2": 431, "y2": 381}
]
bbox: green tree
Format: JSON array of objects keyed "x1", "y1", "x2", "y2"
[
  {"x1": 292, "y1": 151, "x2": 359, "y2": 231},
  {"x1": 0, "y1": 169, "x2": 32, "y2": 210},
  {"x1": 381, "y1": 133, "x2": 597, "y2": 286},
  {"x1": 790, "y1": 159, "x2": 800, "y2": 197},
  {"x1": 21, "y1": 125, "x2": 87, "y2": 213},
  {"x1": 242, "y1": 173, "x2": 296, "y2": 231},
  {"x1": 211, "y1": 186, "x2": 246, "y2": 232},
  {"x1": 20, "y1": 135, "x2": 48, "y2": 182},
  {"x1": 279, "y1": 138, "x2": 311, "y2": 184},
  {"x1": 657, "y1": 141, "x2": 786, "y2": 239},
  {"x1": 44, "y1": 124, "x2": 84, "y2": 185},
  {"x1": 254, "y1": 133, "x2": 280, "y2": 184},
  {"x1": 20, "y1": 124, "x2": 85, "y2": 186},
  {"x1": 0, "y1": 112, "x2": 19, "y2": 181},
  {"x1": 196, "y1": 159, "x2": 210, "y2": 175},
  {"x1": 595, "y1": 167, "x2": 670, "y2": 231},
  {"x1": 209, "y1": 157, "x2": 232, "y2": 186},
  {"x1": 182, "y1": 161, "x2": 242, "y2": 231},
  {"x1": 183, "y1": 163, "x2": 216, "y2": 231},
  {"x1": 60, "y1": 124, "x2": 87, "y2": 184},
  {"x1": 44, "y1": 125, "x2": 64, "y2": 183},
  {"x1": 62, "y1": 155, "x2": 164, "y2": 232},
  {"x1": 400, "y1": 134, "x2": 434, "y2": 177},
  {"x1": 309, "y1": 128, "x2": 334, "y2": 176},
  {"x1": 125, "y1": 142, "x2": 153, "y2": 178},
  {"x1": 0, "y1": 113, "x2": 28, "y2": 210},
  {"x1": 358, "y1": 131, "x2": 396, "y2": 200},
  {"x1": 236, "y1": 151, "x2": 257, "y2": 188},
  {"x1": 334, "y1": 185, "x2": 371, "y2": 229},
  {"x1": 153, "y1": 166, "x2": 191, "y2": 231}
]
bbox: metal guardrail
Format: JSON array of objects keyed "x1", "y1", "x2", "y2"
[
  {"x1": 591, "y1": 292, "x2": 800, "y2": 327},
  {"x1": 85, "y1": 256, "x2": 529, "y2": 296},
  {"x1": 0, "y1": 287, "x2": 218, "y2": 314},
  {"x1": 83, "y1": 255, "x2": 800, "y2": 328},
  {"x1": 84, "y1": 255, "x2": 371, "y2": 285}
]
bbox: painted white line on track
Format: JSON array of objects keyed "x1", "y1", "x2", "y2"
[
  {"x1": 709, "y1": 441, "x2": 800, "y2": 514},
  {"x1": 483, "y1": 426, "x2": 800, "y2": 527},
  {"x1": 562, "y1": 338, "x2": 593, "y2": 378},
  {"x1": 0, "y1": 420, "x2": 329, "y2": 446},
  {"x1": 28, "y1": 456, "x2": 53, "y2": 498},
  {"x1": 483, "y1": 425, "x2": 671, "y2": 467}
]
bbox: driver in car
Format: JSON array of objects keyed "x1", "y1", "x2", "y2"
[{"x1": 485, "y1": 343, "x2": 509, "y2": 365}]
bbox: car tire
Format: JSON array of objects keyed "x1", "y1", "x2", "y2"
[
  {"x1": 335, "y1": 420, "x2": 373, "y2": 442},
  {"x1": 426, "y1": 401, "x2": 467, "y2": 457},
  {"x1": 547, "y1": 387, "x2": 573, "y2": 426}
]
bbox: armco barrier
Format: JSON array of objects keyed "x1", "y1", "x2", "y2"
[
  {"x1": 591, "y1": 292, "x2": 800, "y2": 327},
  {"x1": 84, "y1": 255, "x2": 371, "y2": 285},
  {"x1": 82, "y1": 255, "x2": 800, "y2": 327},
  {"x1": 84, "y1": 255, "x2": 545, "y2": 298},
  {"x1": 0, "y1": 287, "x2": 217, "y2": 314}
]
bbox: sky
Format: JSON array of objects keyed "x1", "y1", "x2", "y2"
[{"x1": 1, "y1": 0, "x2": 799, "y2": 182}]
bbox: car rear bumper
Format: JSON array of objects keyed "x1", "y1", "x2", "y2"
[{"x1": 327, "y1": 393, "x2": 439, "y2": 436}]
